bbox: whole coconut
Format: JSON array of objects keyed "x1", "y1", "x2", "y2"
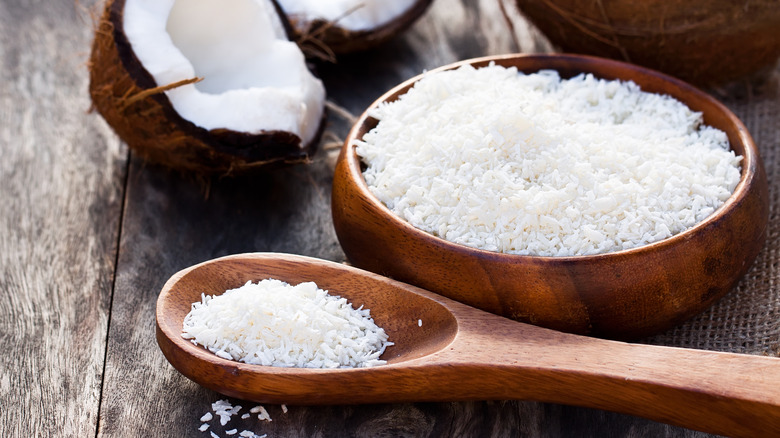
[{"x1": 515, "y1": 0, "x2": 780, "y2": 86}]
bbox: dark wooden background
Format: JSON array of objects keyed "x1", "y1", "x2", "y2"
[{"x1": 3, "y1": 0, "x2": 776, "y2": 436}]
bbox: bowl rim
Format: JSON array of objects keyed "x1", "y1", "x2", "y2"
[{"x1": 341, "y1": 53, "x2": 763, "y2": 263}]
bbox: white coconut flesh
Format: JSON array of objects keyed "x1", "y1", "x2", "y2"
[
  {"x1": 277, "y1": 0, "x2": 420, "y2": 31},
  {"x1": 122, "y1": 0, "x2": 325, "y2": 146}
]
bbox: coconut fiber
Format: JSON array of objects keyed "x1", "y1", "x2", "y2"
[{"x1": 645, "y1": 66, "x2": 780, "y2": 357}]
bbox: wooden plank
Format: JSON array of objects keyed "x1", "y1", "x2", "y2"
[
  {"x1": 99, "y1": 0, "x2": 714, "y2": 436},
  {"x1": 0, "y1": 0, "x2": 126, "y2": 436}
]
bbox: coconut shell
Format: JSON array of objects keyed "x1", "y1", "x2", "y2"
[
  {"x1": 515, "y1": 0, "x2": 780, "y2": 86},
  {"x1": 89, "y1": 0, "x2": 325, "y2": 175},
  {"x1": 288, "y1": 0, "x2": 434, "y2": 57}
]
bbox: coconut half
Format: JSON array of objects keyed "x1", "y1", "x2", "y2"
[
  {"x1": 89, "y1": 0, "x2": 326, "y2": 174},
  {"x1": 278, "y1": 0, "x2": 435, "y2": 55}
]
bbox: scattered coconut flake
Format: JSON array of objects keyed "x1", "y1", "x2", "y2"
[
  {"x1": 256, "y1": 405, "x2": 271, "y2": 422},
  {"x1": 212, "y1": 399, "x2": 241, "y2": 426},
  {"x1": 182, "y1": 279, "x2": 392, "y2": 368},
  {"x1": 356, "y1": 64, "x2": 742, "y2": 257},
  {"x1": 212, "y1": 399, "x2": 232, "y2": 411},
  {"x1": 198, "y1": 399, "x2": 278, "y2": 438},
  {"x1": 418, "y1": 319, "x2": 422, "y2": 327},
  {"x1": 281, "y1": 404, "x2": 288, "y2": 414}
]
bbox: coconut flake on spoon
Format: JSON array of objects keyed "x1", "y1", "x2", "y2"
[{"x1": 89, "y1": 0, "x2": 326, "y2": 174}]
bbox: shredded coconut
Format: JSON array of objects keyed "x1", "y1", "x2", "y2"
[
  {"x1": 211, "y1": 399, "x2": 241, "y2": 426},
  {"x1": 250, "y1": 405, "x2": 272, "y2": 422},
  {"x1": 182, "y1": 279, "x2": 392, "y2": 368},
  {"x1": 199, "y1": 400, "x2": 285, "y2": 438},
  {"x1": 355, "y1": 64, "x2": 742, "y2": 257}
]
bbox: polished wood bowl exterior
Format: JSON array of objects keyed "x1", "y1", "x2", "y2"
[{"x1": 331, "y1": 54, "x2": 769, "y2": 340}]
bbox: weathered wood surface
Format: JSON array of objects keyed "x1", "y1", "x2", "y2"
[
  {"x1": 3, "y1": 0, "x2": 779, "y2": 437},
  {"x1": 0, "y1": 0, "x2": 126, "y2": 436}
]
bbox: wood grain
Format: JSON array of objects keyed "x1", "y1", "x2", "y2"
[
  {"x1": 97, "y1": 1, "x2": 719, "y2": 437},
  {"x1": 0, "y1": 0, "x2": 126, "y2": 436},
  {"x1": 156, "y1": 253, "x2": 780, "y2": 437},
  {"x1": 6, "y1": 0, "x2": 774, "y2": 437}
]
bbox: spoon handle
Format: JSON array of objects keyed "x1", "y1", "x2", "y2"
[{"x1": 434, "y1": 317, "x2": 780, "y2": 437}]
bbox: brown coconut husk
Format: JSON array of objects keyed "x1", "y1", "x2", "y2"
[
  {"x1": 515, "y1": 0, "x2": 780, "y2": 86},
  {"x1": 289, "y1": 0, "x2": 435, "y2": 57},
  {"x1": 88, "y1": 0, "x2": 325, "y2": 175}
]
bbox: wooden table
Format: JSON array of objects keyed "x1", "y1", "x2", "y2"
[{"x1": 3, "y1": 1, "x2": 778, "y2": 436}]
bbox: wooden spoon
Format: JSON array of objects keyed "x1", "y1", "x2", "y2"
[{"x1": 156, "y1": 252, "x2": 780, "y2": 437}]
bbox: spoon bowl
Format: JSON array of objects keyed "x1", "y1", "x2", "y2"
[
  {"x1": 331, "y1": 53, "x2": 769, "y2": 339},
  {"x1": 157, "y1": 252, "x2": 458, "y2": 367},
  {"x1": 156, "y1": 253, "x2": 780, "y2": 437}
]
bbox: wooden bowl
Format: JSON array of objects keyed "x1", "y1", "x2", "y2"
[
  {"x1": 514, "y1": 0, "x2": 780, "y2": 86},
  {"x1": 331, "y1": 54, "x2": 769, "y2": 340}
]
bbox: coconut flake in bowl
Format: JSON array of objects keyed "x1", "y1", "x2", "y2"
[
  {"x1": 332, "y1": 54, "x2": 769, "y2": 339},
  {"x1": 354, "y1": 64, "x2": 742, "y2": 257}
]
